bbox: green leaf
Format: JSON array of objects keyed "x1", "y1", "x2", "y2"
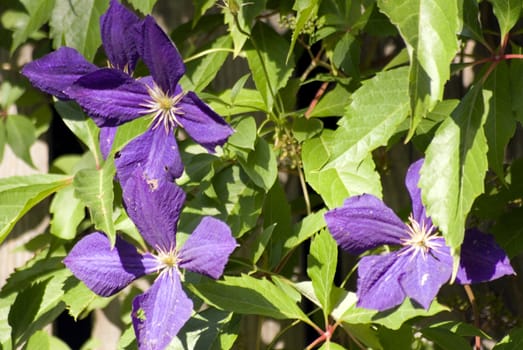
[
  {"x1": 189, "y1": 274, "x2": 309, "y2": 321},
  {"x1": 288, "y1": 0, "x2": 321, "y2": 61},
  {"x1": 484, "y1": 62, "x2": 516, "y2": 179},
  {"x1": 54, "y1": 101, "x2": 102, "y2": 165},
  {"x1": 318, "y1": 342, "x2": 346, "y2": 350},
  {"x1": 126, "y1": 0, "x2": 155, "y2": 14},
  {"x1": 183, "y1": 36, "x2": 233, "y2": 92},
  {"x1": 378, "y1": 0, "x2": 459, "y2": 133},
  {"x1": 62, "y1": 276, "x2": 112, "y2": 321},
  {"x1": 0, "y1": 121, "x2": 6, "y2": 162},
  {"x1": 0, "y1": 82, "x2": 25, "y2": 109},
  {"x1": 308, "y1": 84, "x2": 351, "y2": 118},
  {"x1": 420, "y1": 84, "x2": 490, "y2": 256},
  {"x1": 10, "y1": 0, "x2": 55, "y2": 53},
  {"x1": 332, "y1": 291, "x2": 448, "y2": 330},
  {"x1": 192, "y1": 0, "x2": 216, "y2": 25},
  {"x1": 26, "y1": 330, "x2": 70, "y2": 350},
  {"x1": 237, "y1": 137, "x2": 277, "y2": 191},
  {"x1": 493, "y1": 327, "x2": 523, "y2": 349},
  {"x1": 421, "y1": 328, "x2": 475, "y2": 350},
  {"x1": 227, "y1": 116, "x2": 257, "y2": 150},
  {"x1": 205, "y1": 165, "x2": 264, "y2": 237},
  {"x1": 511, "y1": 46, "x2": 523, "y2": 124},
  {"x1": 292, "y1": 117, "x2": 323, "y2": 143},
  {"x1": 209, "y1": 88, "x2": 267, "y2": 116},
  {"x1": 170, "y1": 309, "x2": 239, "y2": 350},
  {"x1": 9, "y1": 270, "x2": 69, "y2": 347},
  {"x1": 458, "y1": 0, "x2": 486, "y2": 44},
  {"x1": 5, "y1": 115, "x2": 37, "y2": 167},
  {"x1": 50, "y1": 186, "x2": 85, "y2": 240},
  {"x1": 110, "y1": 117, "x2": 150, "y2": 155},
  {"x1": 264, "y1": 180, "x2": 293, "y2": 268},
  {"x1": 0, "y1": 294, "x2": 15, "y2": 347},
  {"x1": 488, "y1": 0, "x2": 522, "y2": 38},
  {"x1": 331, "y1": 32, "x2": 360, "y2": 79},
  {"x1": 0, "y1": 174, "x2": 71, "y2": 244},
  {"x1": 223, "y1": 0, "x2": 267, "y2": 55},
  {"x1": 245, "y1": 22, "x2": 295, "y2": 111},
  {"x1": 303, "y1": 130, "x2": 382, "y2": 208},
  {"x1": 307, "y1": 229, "x2": 338, "y2": 315},
  {"x1": 249, "y1": 224, "x2": 275, "y2": 264},
  {"x1": 283, "y1": 209, "x2": 326, "y2": 254},
  {"x1": 49, "y1": 0, "x2": 109, "y2": 61},
  {"x1": 73, "y1": 160, "x2": 116, "y2": 244},
  {"x1": 332, "y1": 66, "x2": 409, "y2": 163}
]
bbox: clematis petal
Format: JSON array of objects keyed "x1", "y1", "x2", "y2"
[
  {"x1": 397, "y1": 239, "x2": 453, "y2": 310},
  {"x1": 178, "y1": 92, "x2": 234, "y2": 152},
  {"x1": 178, "y1": 216, "x2": 237, "y2": 279},
  {"x1": 405, "y1": 158, "x2": 432, "y2": 227},
  {"x1": 63, "y1": 232, "x2": 158, "y2": 297},
  {"x1": 456, "y1": 228, "x2": 515, "y2": 284},
  {"x1": 122, "y1": 171, "x2": 185, "y2": 251},
  {"x1": 100, "y1": 126, "x2": 117, "y2": 159},
  {"x1": 115, "y1": 127, "x2": 183, "y2": 187},
  {"x1": 357, "y1": 244, "x2": 452, "y2": 311},
  {"x1": 21, "y1": 47, "x2": 98, "y2": 100},
  {"x1": 356, "y1": 252, "x2": 408, "y2": 311},
  {"x1": 66, "y1": 68, "x2": 149, "y2": 127},
  {"x1": 100, "y1": 0, "x2": 140, "y2": 73},
  {"x1": 135, "y1": 16, "x2": 185, "y2": 93},
  {"x1": 324, "y1": 194, "x2": 407, "y2": 255},
  {"x1": 132, "y1": 272, "x2": 193, "y2": 350}
]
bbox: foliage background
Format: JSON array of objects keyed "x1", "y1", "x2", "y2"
[{"x1": 1, "y1": 0, "x2": 523, "y2": 349}]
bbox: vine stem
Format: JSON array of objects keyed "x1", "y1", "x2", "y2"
[{"x1": 464, "y1": 284, "x2": 481, "y2": 350}]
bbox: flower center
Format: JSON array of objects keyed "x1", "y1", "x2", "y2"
[
  {"x1": 400, "y1": 215, "x2": 441, "y2": 258},
  {"x1": 141, "y1": 83, "x2": 186, "y2": 133},
  {"x1": 156, "y1": 246, "x2": 180, "y2": 272}
]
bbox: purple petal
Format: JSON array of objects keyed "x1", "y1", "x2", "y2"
[
  {"x1": 100, "y1": 0, "x2": 141, "y2": 73},
  {"x1": 66, "y1": 68, "x2": 149, "y2": 127},
  {"x1": 21, "y1": 47, "x2": 98, "y2": 100},
  {"x1": 100, "y1": 126, "x2": 117, "y2": 159},
  {"x1": 178, "y1": 92, "x2": 234, "y2": 152},
  {"x1": 405, "y1": 158, "x2": 432, "y2": 227},
  {"x1": 63, "y1": 232, "x2": 158, "y2": 297},
  {"x1": 324, "y1": 194, "x2": 407, "y2": 255},
  {"x1": 357, "y1": 252, "x2": 407, "y2": 310},
  {"x1": 456, "y1": 228, "x2": 515, "y2": 284},
  {"x1": 397, "y1": 240, "x2": 452, "y2": 309},
  {"x1": 357, "y1": 243, "x2": 452, "y2": 311},
  {"x1": 122, "y1": 171, "x2": 185, "y2": 251},
  {"x1": 115, "y1": 127, "x2": 183, "y2": 187},
  {"x1": 135, "y1": 16, "x2": 185, "y2": 93},
  {"x1": 179, "y1": 217, "x2": 237, "y2": 279},
  {"x1": 132, "y1": 272, "x2": 193, "y2": 350}
]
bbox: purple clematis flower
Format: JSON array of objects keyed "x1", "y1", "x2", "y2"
[
  {"x1": 21, "y1": 0, "x2": 141, "y2": 159},
  {"x1": 324, "y1": 159, "x2": 514, "y2": 311},
  {"x1": 64, "y1": 14, "x2": 233, "y2": 186},
  {"x1": 64, "y1": 172, "x2": 237, "y2": 349}
]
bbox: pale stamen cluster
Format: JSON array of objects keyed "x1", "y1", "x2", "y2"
[
  {"x1": 141, "y1": 83, "x2": 186, "y2": 132},
  {"x1": 400, "y1": 215, "x2": 441, "y2": 259},
  {"x1": 155, "y1": 246, "x2": 181, "y2": 276}
]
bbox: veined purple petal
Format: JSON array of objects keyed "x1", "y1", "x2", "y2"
[
  {"x1": 115, "y1": 127, "x2": 183, "y2": 187},
  {"x1": 66, "y1": 68, "x2": 149, "y2": 127},
  {"x1": 122, "y1": 171, "x2": 185, "y2": 251},
  {"x1": 63, "y1": 232, "x2": 158, "y2": 297},
  {"x1": 397, "y1": 240, "x2": 452, "y2": 310},
  {"x1": 179, "y1": 217, "x2": 237, "y2": 279},
  {"x1": 357, "y1": 243, "x2": 452, "y2": 311},
  {"x1": 21, "y1": 47, "x2": 98, "y2": 100},
  {"x1": 132, "y1": 272, "x2": 193, "y2": 350},
  {"x1": 456, "y1": 229, "x2": 515, "y2": 284},
  {"x1": 405, "y1": 158, "x2": 432, "y2": 227},
  {"x1": 100, "y1": 126, "x2": 117, "y2": 159},
  {"x1": 100, "y1": 0, "x2": 141, "y2": 73},
  {"x1": 135, "y1": 16, "x2": 185, "y2": 93},
  {"x1": 178, "y1": 92, "x2": 234, "y2": 152},
  {"x1": 357, "y1": 252, "x2": 408, "y2": 310},
  {"x1": 324, "y1": 194, "x2": 407, "y2": 255}
]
